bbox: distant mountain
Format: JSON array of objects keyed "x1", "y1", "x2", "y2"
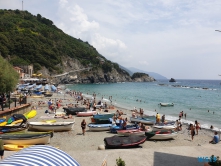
[
  {"x1": 118, "y1": 65, "x2": 133, "y2": 76},
  {"x1": 128, "y1": 67, "x2": 167, "y2": 80}
]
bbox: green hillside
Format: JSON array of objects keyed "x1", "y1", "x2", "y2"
[{"x1": 0, "y1": 9, "x2": 128, "y2": 75}]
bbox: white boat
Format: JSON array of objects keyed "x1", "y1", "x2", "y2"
[
  {"x1": 153, "y1": 122, "x2": 176, "y2": 130},
  {"x1": 130, "y1": 117, "x2": 155, "y2": 125},
  {"x1": 117, "y1": 129, "x2": 145, "y2": 136},
  {"x1": 76, "y1": 111, "x2": 97, "y2": 117},
  {"x1": 159, "y1": 103, "x2": 174, "y2": 107},
  {"x1": 88, "y1": 123, "x2": 112, "y2": 131},
  {"x1": 145, "y1": 130, "x2": 178, "y2": 140},
  {"x1": 28, "y1": 121, "x2": 75, "y2": 132}
]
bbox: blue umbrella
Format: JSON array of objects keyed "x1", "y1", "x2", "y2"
[{"x1": 1, "y1": 145, "x2": 80, "y2": 166}]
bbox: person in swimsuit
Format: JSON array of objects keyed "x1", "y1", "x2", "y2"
[
  {"x1": 194, "y1": 120, "x2": 200, "y2": 135},
  {"x1": 190, "y1": 124, "x2": 195, "y2": 141},
  {"x1": 81, "y1": 119, "x2": 86, "y2": 135}
]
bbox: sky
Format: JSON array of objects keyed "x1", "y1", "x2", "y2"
[{"x1": 1, "y1": 0, "x2": 221, "y2": 79}]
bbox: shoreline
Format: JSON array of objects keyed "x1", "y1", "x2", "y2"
[
  {"x1": 79, "y1": 91, "x2": 221, "y2": 132},
  {"x1": 3, "y1": 88, "x2": 221, "y2": 166}
]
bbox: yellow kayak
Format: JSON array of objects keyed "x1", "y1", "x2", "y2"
[
  {"x1": 24, "y1": 110, "x2": 37, "y2": 119},
  {"x1": 0, "y1": 121, "x2": 7, "y2": 126},
  {"x1": 3, "y1": 144, "x2": 59, "y2": 151},
  {"x1": 6, "y1": 119, "x2": 23, "y2": 126},
  {"x1": 3, "y1": 144, "x2": 32, "y2": 151}
]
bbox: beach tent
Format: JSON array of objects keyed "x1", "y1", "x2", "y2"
[{"x1": 1, "y1": 145, "x2": 80, "y2": 166}]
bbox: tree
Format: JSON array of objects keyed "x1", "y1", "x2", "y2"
[{"x1": 0, "y1": 55, "x2": 19, "y2": 93}]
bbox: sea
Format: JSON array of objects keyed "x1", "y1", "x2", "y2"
[{"x1": 65, "y1": 79, "x2": 221, "y2": 131}]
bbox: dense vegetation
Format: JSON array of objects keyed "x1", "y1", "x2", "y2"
[
  {"x1": 0, "y1": 55, "x2": 19, "y2": 93},
  {"x1": 0, "y1": 9, "x2": 128, "y2": 75},
  {"x1": 131, "y1": 72, "x2": 149, "y2": 79}
]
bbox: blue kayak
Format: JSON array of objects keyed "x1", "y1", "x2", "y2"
[{"x1": 110, "y1": 124, "x2": 139, "y2": 133}]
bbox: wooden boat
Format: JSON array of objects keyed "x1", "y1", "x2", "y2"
[
  {"x1": 28, "y1": 121, "x2": 75, "y2": 132},
  {"x1": 3, "y1": 144, "x2": 32, "y2": 151},
  {"x1": 88, "y1": 123, "x2": 112, "y2": 131},
  {"x1": 24, "y1": 110, "x2": 37, "y2": 119},
  {"x1": 104, "y1": 135, "x2": 147, "y2": 148},
  {"x1": 130, "y1": 117, "x2": 155, "y2": 125},
  {"x1": 159, "y1": 103, "x2": 174, "y2": 107},
  {"x1": 63, "y1": 107, "x2": 87, "y2": 115},
  {"x1": 44, "y1": 92, "x2": 53, "y2": 97},
  {"x1": 0, "y1": 125, "x2": 27, "y2": 133},
  {"x1": 0, "y1": 131, "x2": 53, "y2": 145},
  {"x1": 145, "y1": 130, "x2": 178, "y2": 140},
  {"x1": 3, "y1": 144, "x2": 59, "y2": 151},
  {"x1": 110, "y1": 124, "x2": 138, "y2": 133},
  {"x1": 153, "y1": 121, "x2": 176, "y2": 130},
  {"x1": 117, "y1": 129, "x2": 145, "y2": 136},
  {"x1": 77, "y1": 111, "x2": 97, "y2": 117}
]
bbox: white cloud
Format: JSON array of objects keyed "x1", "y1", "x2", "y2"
[{"x1": 55, "y1": 0, "x2": 127, "y2": 61}]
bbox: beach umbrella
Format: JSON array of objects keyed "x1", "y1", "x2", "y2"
[{"x1": 1, "y1": 145, "x2": 80, "y2": 166}]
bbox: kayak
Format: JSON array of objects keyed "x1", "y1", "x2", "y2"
[
  {"x1": 3, "y1": 144, "x2": 32, "y2": 151},
  {"x1": 23, "y1": 110, "x2": 37, "y2": 119}
]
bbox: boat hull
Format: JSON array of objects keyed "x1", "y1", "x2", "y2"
[
  {"x1": 3, "y1": 144, "x2": 32, "y2": 151},
  {"x1": 77, "y1": 111, "x2": 97, "y2": 117},
  {"x1": 63, "y1": 107, "x2": 87, "y2": 115},
  {"x1": 145, "y1": 130, "x2": 178, "y2": 140},
  {"x1": 0, "y1": 132, "x2": 52, "y2": 145},
  {"x1": 159, "y1": 103, "x2": 174, "y2": 107},
  {"x1": 88, "y1": 124, "x2": 112, "y2": 131},
  {"x1": 117, "y1": 129, "x2": 145, "y2": 136},
  {"x1": 28, "y1": 122, "x2": 75, "y2": 132},
  {"x1": 104, "y1": 135, "x2": 147, "y2": 149},
  {"x1": 153, "y1": 122, "x2": 176, "y2": 130},
  {"x1": 130, "y1": 117, "x2": 155, "y2": 125}
]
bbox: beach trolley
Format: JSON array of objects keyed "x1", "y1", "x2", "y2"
[{"x1": 1, "y1": 145, "x2": 80, "y2": 166}]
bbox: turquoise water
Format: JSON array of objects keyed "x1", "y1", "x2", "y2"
[{"x1": 66, "y1": 80, "x2": 221, "y2": 130}]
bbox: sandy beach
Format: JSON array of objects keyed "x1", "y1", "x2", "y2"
[{"x1": 3, "y1": 90, "x2": 221, "y2": 166}]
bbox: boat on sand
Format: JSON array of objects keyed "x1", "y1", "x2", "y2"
[
  {"x1": 104, "y1": 135, "x2": 147, "y2": 148},
  {"x1": 117, "y1": 129, "x2": 145, "y2": 136},
  {"x1": 88, "y1": 123, "x2": 112, "y2": 131},
  {"x1": 145, "y1": 130, "x2": 178, "y2": 140},
  {"x1": 0, "y1": 131, "x2": 53, "y2": 145},
  {"x1": 28, "y1": 121, "x2": 75, "y2": 132},
  {"x1": 76, "y1": 111, "x2": 97, "y2": 117}
]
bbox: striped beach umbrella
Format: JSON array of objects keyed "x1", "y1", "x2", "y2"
[{"x1": 0, "y1": 145, "x2": 80, "y2": 166}]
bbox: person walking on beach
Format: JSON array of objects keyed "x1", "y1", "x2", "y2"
[
  {"x1": 0, "y1": 139, "x2": 4, "y2": 160},
  {"x1": 194, "y1": 120, "x2": 200, "y2": 135},
  {"x1": 81, "y1": 119, "x2": 86, "y2": 136},
  {"x1": 190, "y1": 124, "x2": 195, "y2": 141}
]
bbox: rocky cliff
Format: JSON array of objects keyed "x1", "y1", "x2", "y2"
[{"x1": 39, "y1": 57, "x2": 155, "y2": 84}]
